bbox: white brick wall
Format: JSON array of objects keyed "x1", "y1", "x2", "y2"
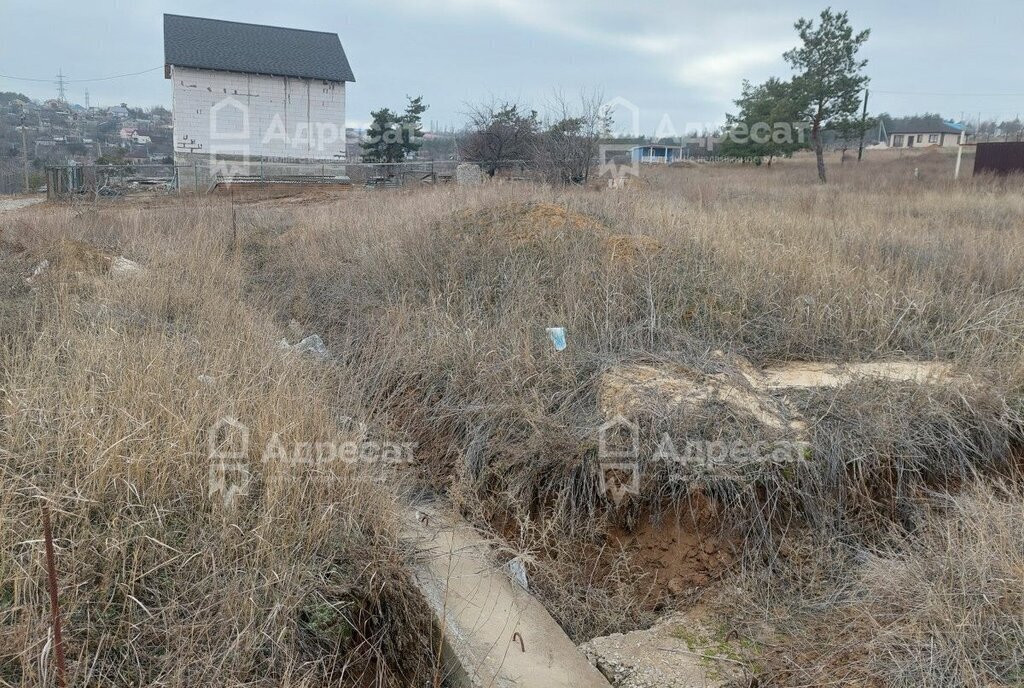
[{"x1": 171, "y1": 66, "x2": 346, "y2": 162}]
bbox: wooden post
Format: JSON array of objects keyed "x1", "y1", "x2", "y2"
[
  {"x1": 21, "y1": 116, "x2": 30, "y2": 193},
  {"x1": 857, "y1": 89, "x2": 869, "y2": 162},
  {"x1": 954, "y1": 130, "x2": 966, "y2": 180}
]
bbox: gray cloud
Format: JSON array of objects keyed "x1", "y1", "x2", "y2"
[{"x1": 2, "y1": 0, "x2": 1023, "y2": 132}]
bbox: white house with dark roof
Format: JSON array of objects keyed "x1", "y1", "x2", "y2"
[
  {"x1": 163, "y1": 14, "x2": 355, "y2": 170},
  {"x1": 887, "y1": 119, "x2": 964, "y2": 148}
]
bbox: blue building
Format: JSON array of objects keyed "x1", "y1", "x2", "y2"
[{"x1": 630, "y1": 145, "x2": 686, "y2": 164}]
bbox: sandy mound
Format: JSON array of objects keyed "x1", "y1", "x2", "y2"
[
  {"x1": 48, "y1": 239, "x2": 114, "y2": 275},
  {"x1": 599, "y1": 362, "x2": 804, "y2": 434},
  {"x1": 599, "y1": 355, "x2": 966, "y2": 439},
  {"x1": 601, "y1": 234, "x2": 663, "y2": 266},
  {"x1": 451, "y1": 201, "x2": 603, "y2": 244},
  {"x1": 24, "y1": 240, "x2": 144, "y2": 284},
  {"x1": 451, "y1": 202, "x2": 664, "y2": 267},
  {"x1": 753, "y1": 360, "x2": 960, "y2": 389}
]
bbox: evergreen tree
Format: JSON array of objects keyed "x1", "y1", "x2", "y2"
[
  {"x1": 720, "y1": 78, "x2": 809, "y2": 166},
  {"x1": 784, "y1": 8, "x2": 870, "y2": 183},
  {"x1": 360, "y1": 96, "x2": 428, "y2": 163}
]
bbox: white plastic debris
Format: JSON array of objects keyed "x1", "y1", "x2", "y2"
[
  {"x1": 546, "y1": 327, "x2": 567, "y2": 352},
  {"x1": 197, "y1": 374, "x2": 217, "y2": 386},
  {"x1": 110, "y1": 256, "x2": 144, "y2": 276},
  {"x1": 25, "y1": 259, "x2": 50, "y2": 285},
  {"x1": 280, "y1": 334, "x2": 330, "y2": 361},
  {"x1": 504, "y1": 557, "x2": 529, "y2": 591}
]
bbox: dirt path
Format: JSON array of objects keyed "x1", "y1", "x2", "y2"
[{"x1": 0, "y1": 196, "x2": 45, "y2": 213}]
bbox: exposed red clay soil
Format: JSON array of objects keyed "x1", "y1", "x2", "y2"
[{"x1": 608, "y1": 505, "x2": 739, "y2": 599}]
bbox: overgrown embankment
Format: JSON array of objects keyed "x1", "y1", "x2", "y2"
[{"x1": 0, "y1": 203, "x2": 435, "y2": 686}]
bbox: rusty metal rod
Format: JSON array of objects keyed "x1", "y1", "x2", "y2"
[
  {"x1": 511, "y1": 631, "x2": 525, "y2": 653},
  {"x1": 42, "y1": 503, "x2": 67, "y2": 688}
]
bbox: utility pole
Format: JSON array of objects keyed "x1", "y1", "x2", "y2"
[
  {"x1": 954, "y1": 129, "x2": 966, "y2": 180},
  {"x1": 20, "y1": 112, "x2": 30, "y2": 193},
  {"x1": 857, "y1": 88, "x2": 869, "y2": 161},
  {"x1": 84, "y1": 89, "x2": 90, "y2": 109}
]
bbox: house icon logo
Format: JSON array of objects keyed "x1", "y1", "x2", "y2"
[
  {"x1": 597, "y1": 415, "x2": 641, "y2": 504},
  {"x1": 207, "y1": 416, "x2": 251, "y2": 506},
  {"x1": 208, "y1": 415, "x2": 249, "y2": 460},
  {"x1": 600, "y1": 96, "x2": 640, "y2": 139},
  {"x1": 209, "y1": 96, "x2": 250, "y2": 141},
  {"x1": 598, "y1": 96, "x2": 642, "y2": 179},
  {"x1": 208, "y1": 461, "x2": 251, "y2": 507}
]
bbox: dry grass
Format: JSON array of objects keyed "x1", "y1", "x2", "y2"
[
  {"x1": 0, "y1": 205, "x2": 435, "y2": 686},
  {"x1": 3, "y1": 148, "x2": 1023, "y2": 685},
  {"x1": 723, "y1": 480, "x2": 1024, "y2": 687}
]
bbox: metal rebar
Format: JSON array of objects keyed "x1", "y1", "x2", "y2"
[{"x1": 41, "y1": 503, "x2": 67, "y2": 688}]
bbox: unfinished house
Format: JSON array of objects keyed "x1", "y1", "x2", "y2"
[{"x1": 163, "y1": 14, "x2": 355, "y2": 186}]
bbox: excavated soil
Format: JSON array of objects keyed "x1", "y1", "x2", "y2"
[
  {"x1": 601, "y1": 234, "x2": 663, "y2": 266},
  {"x1": 451, "y1": 201, "x2": 602, "y2": 244},
  {"x1": 449, "y1": 201, "x2": 664, "y2": 267},
  {"x1": 609, "y1": 514, "x2": 738, "y2": 596}
]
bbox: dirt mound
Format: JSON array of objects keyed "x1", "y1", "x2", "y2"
[
  {"x1": 599, "y1": 356, "x2": 968, "y2": 440},
  {"x1": 601, "y1": 234, "x2": 663, "y2": 266},
  {"x1": 753, "y1": 360, "x2": 961, "y2": 389},
  {"x1": 448, "y1": 202, "x2": 664, "y2": 267},
  {"x1": 22, "y1": 240, "x2": 144, "y2": 285},
  {"x1": 452, "y1": 201, "x2": 603, "y2": 244},
  {"x1": 47, "y1": 239, "x2": 114, "y2": 275},
  {"x1": 598, "y1": 362, "x2": 804, "y2": 435}
]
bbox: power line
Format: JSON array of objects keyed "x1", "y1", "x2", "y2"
[
  {"x1": 0, "y1": 66, "x2": 163, "y2": 84},
  {"x1": 872, "y1": 89, "x2": 1024, "y2": 97}
]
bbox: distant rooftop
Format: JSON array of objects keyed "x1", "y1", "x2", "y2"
[
  {"x1": 163, "y1": 14, "x2": 355, "y2": 83},
  {"x1": 888, "y1": 119, "x2": 963, "y2": 135}
]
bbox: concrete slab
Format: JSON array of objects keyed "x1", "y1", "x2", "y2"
[{"x1": 405, "y1": 507, "x2": 612, "y2": 688}]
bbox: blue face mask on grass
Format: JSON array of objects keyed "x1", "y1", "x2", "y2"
[{"x1": 546, "y1": 327, "x2": 567, "y2": 352}]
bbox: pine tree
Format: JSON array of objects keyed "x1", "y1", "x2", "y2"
[
  {"x1": 720, "y1": 78, "x2": 809, "y2": 166},
  {"x1": 359, "y1": 96, "x2": 428, "y2": 163},
  {"x1": 784, "y1": 8, "x2": 870, "y2": 183}
]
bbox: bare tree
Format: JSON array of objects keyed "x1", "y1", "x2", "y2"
[
  {"x1": 459, "y1": 100, "x2": 539, "y2": 177},
  {"x1": 531, "y1": 90, "x2": 608, "y2": 185}
]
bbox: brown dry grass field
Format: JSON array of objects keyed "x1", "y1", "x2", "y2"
[{"x1": 2, "y1": 148, "x2": 1023, "y2": 687}]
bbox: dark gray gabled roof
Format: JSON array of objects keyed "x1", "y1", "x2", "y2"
[
  {"x1": 163, "y1": 14, "x2": 354, "y2": 83},
  {"x1": 888, "y1": 119, "x2": 963, "y2": 135}
]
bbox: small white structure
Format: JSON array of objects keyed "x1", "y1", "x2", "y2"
[
  {"x1": 163, "y1": 14, "x2": 355, "y2": 177},
  {"x1": 888, "y1": 120, "x2": 964, "y2": 148}
]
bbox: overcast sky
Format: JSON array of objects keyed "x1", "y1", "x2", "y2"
[{"x1": 2, "y1": 0, "x2": 1023, "y2": 133}]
